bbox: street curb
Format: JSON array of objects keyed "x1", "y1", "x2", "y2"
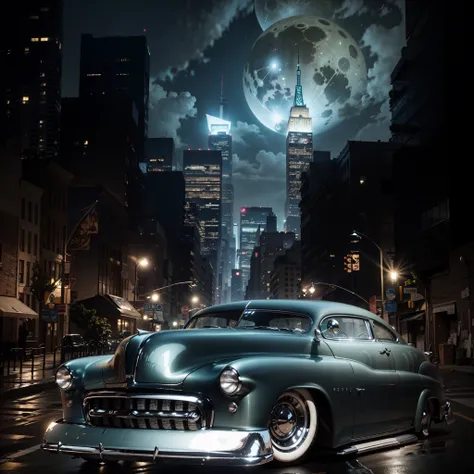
[
  {"x1": 0, "y1": 379, "x2": 56, "y2": 400},
  {"x1": 440, "y1": 367, "x2": 474, "y2": 377}
]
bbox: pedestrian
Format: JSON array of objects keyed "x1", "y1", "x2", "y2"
[{"x1": 18, "y1": 321, "x2": 28, "y2": 359}]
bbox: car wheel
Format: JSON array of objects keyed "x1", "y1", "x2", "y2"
[
  {"x1": 418, "y1": 401, "x2": 433, "y2": 438},
  {"x1": 269, "y1": 388, "x2": 317, "y2": 463}
]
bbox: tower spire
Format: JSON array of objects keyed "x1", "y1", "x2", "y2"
[
  {"x1": 219, "y1": 74, "x2": 225, "y2": 119},
  {"x1": 294, "y1": 48, "x2": 304, "y2": 107}
]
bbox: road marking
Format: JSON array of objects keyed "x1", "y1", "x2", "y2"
[
  {"x1": 0, "y1": 444, "x2": 41, "y2": 463},
  {"x1": 454, "y1": 411, "x2": 474, "y2": 423}
]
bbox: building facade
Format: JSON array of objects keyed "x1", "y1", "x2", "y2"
[
  {"x1": 146, "y1": 137, "x2": 174, "y2": 172},
  {"x1": 270, "y1": 242, "x2": 301, "y2": 299},
  {"x1": 239, "y1": 206, "x2": 272, "y2": 290},
  {"x1": 231, "y1": 269, "x2": 244, "y2": 302},
  {"x1": 1, "y1": 0, "x2": 63, "y2": 158},
  {"x1": 183, "y1": 149, "x2": 222, "y2": 287},
  {"x1": 79, "y1": 33, "x2": 150, "y2": 157},
  {"x1": 285, "y1": 54, "x2": 313, "y2": 238}
]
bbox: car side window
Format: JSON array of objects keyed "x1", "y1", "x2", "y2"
[
  {"x1": 320, "y1": 316, "x2": 372, "y2": 340},
  {"x1": 372, "y1": 321, "x2": 397, "y2": 342}
]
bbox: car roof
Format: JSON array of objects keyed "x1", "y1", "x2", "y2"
[{"x1": 195, "y1": 299, "x2": 390, "y2": 327}]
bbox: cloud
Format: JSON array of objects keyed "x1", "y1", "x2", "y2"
[
  {"x1": 233, "y1": 151, "x2": 286, "y2": 226},
  {"x1": 361, "y1": 23, "x2": 405, "y2": 106},
  {"x1": 232, "y1": 121, "x2": 266, "y2": 145},
  {"x1": 233, "y1": 150, "x2": 285, "y2": 181},
  {"x1": 334, "y1": 0, "x2": 368, "y2": 19},
  {"x1": 354, "y1": 100, "x2": 392, "y2": 141},
  {"x1": 148, "y1": 81, "x2": 197, "y2": 147},
  {"x1": 158, "y1": 0, "x2": 254, "y2": 81}
]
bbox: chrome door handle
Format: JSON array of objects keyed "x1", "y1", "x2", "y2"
[{"x1": 379, "y1": 348, "x2": 391, "y2": 355}]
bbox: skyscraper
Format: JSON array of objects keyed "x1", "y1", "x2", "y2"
[
  {"x1": 146, "y1": 137, "x2": 174, "y2": 172},
  {"x1": 183, "y1": 149, "x2": 222, "y2": 285},
  {"x1": 79, "y1": 34, "x2": 150, "y2": 157},
  {"x1": 286, "y1": 51, "x2": 313, "y2": 239},
  {"x1": 240, "y1": 206, "x2": 272, "y2": 289},
  {"x1": 207, "y1": 77, "x2": 233, "y2": 302},
  {"x1": 1, "y1": 1, "x2": 63, "y2": 157}
]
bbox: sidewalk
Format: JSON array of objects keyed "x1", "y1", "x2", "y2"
[
  {"x1": 440, "y1": 364, "x2": 474, "y2": 376},
  {"x1": 0, "y1": 352, "x2": 58, "y2": 399}
]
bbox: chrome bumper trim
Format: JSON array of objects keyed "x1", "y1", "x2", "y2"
[
  {"x1": 42, "y1": 419, "x2": 273, "y2": 466},
  {"x1": 88, "y1": 408, "x2": 201, "y2": 423}
]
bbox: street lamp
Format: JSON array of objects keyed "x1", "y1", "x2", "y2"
[
  {"x1": 350, "y1": 230, "x2": 385, "y2": 321},
  {"x1": 390, "y1": 271, "x2": 399, "y2": 282},
  {"x1": 191, "y1": 296, "x2": 199, "y2": 304},
  {"x1": 134, "y1": 257, "x2": 149, "y2": 304},
  {"x1": 151, "y1": 293, "x2": 159, "y2": 302}
]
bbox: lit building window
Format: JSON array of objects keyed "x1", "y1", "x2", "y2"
[
  {"x1": 41, "y1": 91, "x2": 46, "y2": 96},
  {"x1": 40, "y1": 37, "x2": 50, "y2": 42},
  {"x1": 360, "y1": 176, "x2": 366, "y2": 184},
  {"x1": 22, "y1": 96, "x2": 29, "y2": 104},
  {"x1": 40, "y1": 7, "x2": 50, "y2": 12},
  {"x1": 86, "y1": 73, "x2": 101, "y2": 77},
  {"x1": 40, "y1": 72, "x2": 46, "y2": 77},
  {"x1": 84, "y1": 140, "x2": 88, "y2": 145},
  {"x1": 24, "y1": 47, "x2": 30, "y2": 54},
  {"x1": 31, "y1": 37, "x2": 39, "y2": 42},
  {"x1": 29, "y1": 15, "x2": 39, "y2": 19}
]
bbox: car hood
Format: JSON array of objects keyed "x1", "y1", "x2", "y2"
[{"x1": 104, "y1": 328, "x2": 312, "y2": 385}]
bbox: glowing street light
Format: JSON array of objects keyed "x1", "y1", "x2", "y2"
[
  {"x1": 390, "y1": 271, "x2": 399, "y2": 282},
  {"x1": 271, "y1": 62, "x2": 278, "y2": 70},
  {"x1": 151, "y1": 293, "x2": 159, "y2": 302},
  {"x1": 138, "y1": 257, "x2": 149, "y2": 268},
  {"x1": 172, "y1": 321, "x2": 178, "y2": 327},
  {"x1": 191, "y1": 296, "x2": 199, "y2": 304}
]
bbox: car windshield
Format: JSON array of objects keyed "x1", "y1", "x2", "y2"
[{"x1": 185, "y1": 309, "x2": 313, "y2": 333}]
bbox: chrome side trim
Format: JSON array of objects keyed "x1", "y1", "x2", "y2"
[
  {"x1": 82, "y1": 391, "x2": 214, "y2": 429},
  {"x1": 337, "y1": 434, "x2": 417, "y2": 456}
]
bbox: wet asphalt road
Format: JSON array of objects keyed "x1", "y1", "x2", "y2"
[{"x1": 1, "y1": 370, "x2": 473, "y2": 474}]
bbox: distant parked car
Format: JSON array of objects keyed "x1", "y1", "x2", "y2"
[{"x1": 43, "y1": 300, "x2": 453, "y2": 467}]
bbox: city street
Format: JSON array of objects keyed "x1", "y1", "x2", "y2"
[{"x1": 0, "y1": 370, "x2": 473, "y2": 474}]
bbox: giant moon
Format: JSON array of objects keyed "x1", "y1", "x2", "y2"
[
  {"x1": 243, "y1": 15, "x2": 367, "y2": 135},
  {"x1": 255, "y1": 0, "x2": 337, "y2": 31}
]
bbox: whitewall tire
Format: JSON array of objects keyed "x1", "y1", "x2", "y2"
[{"x1": 269, "y1": 388, "x2": 317, "y2": 463}]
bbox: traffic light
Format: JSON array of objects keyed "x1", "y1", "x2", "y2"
[
  {"x1": 344, "y1": 254, "x2": 352, "y2": 273},
  {"x1": 351, "y1": 253, "x2": 360, "y2": 271}
]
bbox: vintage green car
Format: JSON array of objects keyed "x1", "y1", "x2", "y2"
[{"x1": 42, "y1": 300, "x2": 453, "y2": 466}]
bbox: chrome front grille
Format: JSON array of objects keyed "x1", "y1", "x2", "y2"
[{"x1": 83, "y1": 392, "x2": 213, "y2": 431}]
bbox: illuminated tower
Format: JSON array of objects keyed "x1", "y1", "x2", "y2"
[
  {"x1": 285, "y1": 51, "x2": 313, "y2": 239},
  {"x1": 207, "y1": 76, "x2": 233, "y2": 302}
]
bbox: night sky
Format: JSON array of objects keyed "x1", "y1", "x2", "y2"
[{"x1": 63, "y1": 0, "x2": 405, "y2": 227}]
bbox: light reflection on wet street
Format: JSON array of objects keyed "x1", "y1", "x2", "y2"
[{"x1": 1, "y1": 380, "x2": 473, "y2": 474}]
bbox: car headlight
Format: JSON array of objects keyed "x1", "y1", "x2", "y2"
[
  {"x1": 55, "y1": 366, "x2": 72, "y2": 391},
  {"x1": 219, "y1": 367, "x2": 242, "y2": 396}
]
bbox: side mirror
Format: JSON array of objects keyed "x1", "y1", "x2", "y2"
[
  {"x1": 326, "y1": 318, "x2": 340, "y2": 335},
  {"x1": 314, "y1": 328, "x2": 321, "y2": 343}
]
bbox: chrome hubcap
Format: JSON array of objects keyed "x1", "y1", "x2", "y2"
[{"x1": 270, "y1": 392, "x2": 310, "y2": 452}]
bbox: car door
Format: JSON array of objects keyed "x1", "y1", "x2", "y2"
[
  {"x1": 320, "y1": 315, "x2": 401, "y2": 440},
  {"x1": 377, "y1": 326, "x2": 425, "y2": 431}
]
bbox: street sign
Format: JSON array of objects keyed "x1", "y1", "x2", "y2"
[
  {"x1": 181, "y1": 305, "x2": 189, "y2": 314},
  {"x1": 144, "y1": 302, "x2": 162, "y2": 312},
  {"x1": 384, "y1": 301, "x2": 397, "y2": 312},
  {"x1": 385, "y1": 289, "x2": 396, "y2": 301},
  {"x1": 41, "y1": 306, "x2": 58, "y2": 323},
  {"x1": 403, "y1": 287, "x2": 417, "y2": 295}
]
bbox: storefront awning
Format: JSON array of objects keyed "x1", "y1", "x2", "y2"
[
  {"x1": 400, "y1": 311, "x2": 425, "y2": 322},
  {"x1": 0, "y1": 296, "x2": 39, "y2": 319},
  {"x1": 77, "y1": 294, "x2": 141, "y2": 320}
]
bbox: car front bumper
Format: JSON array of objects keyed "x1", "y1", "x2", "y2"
[{"x1": 42, "y1": 419, "x2": 273, "y2": 466}]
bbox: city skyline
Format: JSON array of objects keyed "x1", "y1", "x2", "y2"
[{"x1": 61, "y1": 0, "x2": 406, "y2": 225}]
